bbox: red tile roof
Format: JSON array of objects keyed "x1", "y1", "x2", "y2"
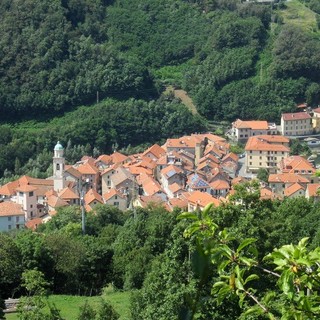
[
  {"x1": 233, "y1": 119, "x2": 268, "y2": 130},
  {"x1": 0, "y1": 201, "x2": 24, "y2": 216},
  {"x1": 84, "y1": 189, "x2": 103, "y2": 205},
  {"x1": 187, "y1": 190, "x2": 220, "y2": 207},
  {"x1": 282, "y1": 112, "x2": 311, "y2": 121},
  {"x1": 268, "y1": 173, "x2": 309, "y2": 184},
  {"x1": 245, "y1": 136, "x2": 290, "y2": 152},
  {"x1": 284, "y1": 183, "x2": 305, "y2": 197}
]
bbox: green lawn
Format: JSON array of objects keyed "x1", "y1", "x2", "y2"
[
  {"x1": 5, "y1": 291, "x2": 131, "y2": 320},
  {"x1": 279, "y1": 0, "x2": 319, "y2": 34}
]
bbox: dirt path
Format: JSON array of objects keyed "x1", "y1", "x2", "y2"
[{"x1": 165, "y1": 86, "x2": 198, "y2": 115}]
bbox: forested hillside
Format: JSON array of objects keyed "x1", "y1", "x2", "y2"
[{"x1": 0, "y1": 0, "x2": 320, "y2": 179}]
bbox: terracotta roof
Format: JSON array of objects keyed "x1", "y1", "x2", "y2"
[
  {"x1": 268, "y1": 173, "x2": 309, "y2": 184},
  {"x1": 245, "y1": 136, "x2": 290, "y2": 152},
  {"x1": 101, "y1": 164, "x2": 118, "y2": 176},
  {"x1": 25, "y1": 218, "x2": 43, "y2": 230},
  {"x1": 0, "y1": 180, "x2": 20, "y2": 196},
  {"x1": 233, "y1": 119, "x2": 268, "y2": 130},
  {"x1": 313, "y1": 107, "x2": 320, "y2": 114},
  {"x1": 168, "y1": 197, "x2": 188, "y2": 210},
  {"x1": 110, "y1": 152, "x2": 128, "y2": 164},
  {"x1": 204, "y1": 143, "x2": 224, "y2": 158},
  {"x1": 222, "y1": 152, "x2": 239, "y2": 163},
  {"x1": 15, "y1": 185, "x2": 38, "y2": 193},
  {"x1": 58, "y1": 187, "x2": 79, "y2": 200},
  {"x1": 136, "y1": 195, "x2": 165, "y2": 209},
  {"x1": 168, "y1": 182, "x2": 183, "y2": 194},
  {"x1": 128, "y1": 166, "x2": 153, "y2": 176},
  {"x1": 284, "y1": 183, "x2": 305, "y2": 197},
  {"x1": 161, "y1": 164, "x2": 183, "y2": 179},
  {"x1": 103, "y1": 188, "x2": 125, "y2": 201},
  {"x1": 95, "y1": 154, "x2": 112, "y2": 165},
  {"x1": 260, "y1": 187, "x2": 279, "y2": 200},
  {"x1": 77, "y1": 162, "x2": 99, "y2": 175},
  {"x1": 192, "y1": 133, "x2": 226, "y2": 143},
  {"x1": 47, "y1": 195, "x2": 69, "y2": 208},
  {"x1": 110, "y1": 167, "x2": 135, "y2": 187},
  {"x1": 18, "y1": 176, "x2": 53, "y2": 186},
  {"x1": 84, "y1": 189, "x2": 103, "y2": 205},
  {"x1": 187, "y1": 190, "x2": 220, "y2": 207},
  {"x1": 165, "y1": 136, "x2": 198, "y2": 149},
  {"x1": 231, "y1": 176, "x2": 248, "y2": 186},
  {"x1": 252, "y1": 135, "x2": 289, "y2": 144},
  {"x1": 306, "y1": 184, "x2": 320, "y2": 197},
  {"x1": 282, "y1": 112, "x2": 311, "y2": 121},
  {"x1": 199, "y1": 154, "x2": 220, "y2": 165},
  {"x1": 279, "y1": 155, "x2": 315, "y2": 174},
  {"x1": 142, "y1": 178, "x2": 162, "y2": 196},
  {"x1": 210, "y1": 179, "x2": 230, "y2": 190},
  {"x1": 0, "y1": 201, "x2": 24, "y2": 216},
  {"x1": 65, "y1": 166, "x2": 82, "y2": 179},
  {"x1": 143, "y1": 144, "x2": 166, "y2": 159}
]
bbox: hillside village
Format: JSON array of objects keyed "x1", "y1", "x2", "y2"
[{"x1": 1, "y1": 108, "x2": 320, "y2": 232}]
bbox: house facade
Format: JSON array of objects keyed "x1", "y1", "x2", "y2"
[{"x1": 281, "y1": 112, "x2": 313, "y2": 136}]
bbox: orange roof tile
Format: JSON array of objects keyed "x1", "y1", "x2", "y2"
[
  {"x1": 143, "y1": 144, "x2": 166, "y2": 159},
  {"x1": 161, "y1": 164, "x2": 184, "y2": 178},
  {"x1": 187, "y1": 190, "x2": 220, "y2": 207},
  {"x1": 191, "y1": 133, "x2": 226, "y2": 143},
  {"x1": 84, "y1": 189, "x2": 103, "y2": 205},
  {"x1": 210, "y1": 179, "x2": 230, "y2": 190},
  {"x1": 18, "y1": 176, "x2": 53, "y2": 186},
  {"x1": 233, "y1": 119, "x2": 268, "y2": 130},
  {"x1": 95, "y1": 154, "x2": 112, "y2": 165},
  {"x1": 103, "y1": 188, "x2": 126, "y2": 201},
  {"x1": 284, "y1": 183, "x2": 305, "y2": 197},
  {"x1": 282, "y1": 112, "x2": 311, "y2": 121},
  {"x1": 0, "y1": 180, "x2": 20, "y2": 196},
  {"x1": 15, "y1": 185, "x2": 38, "y2": 193},
  {"x1": 199, "y1": 154, "x2": 220, "y2": 165},
  {"x1": 47, "y1": 195, "x2": 69, "y2": 208},
  {"x1": 77, "y1": 162, "x2": 99, "y2": 175},
  {"x1": 65, "y1": 166, "x2": 82, "y2": 179},
  {"x1": 0, "y1": 201, "x2": 24, "y2": 216},
  {"x1": 25, "y1": 218, "x2": 43, "y2": 230},
  {"x1": 142, "y1": 178, "x2": 162, "y2": 196},
  {"x1": 268, "y1": 173, "x2": 309, "y2": 184},
  {"x1": 168, "y1": 182, "x2": 183, "y2": 194},
  {"x1": 168, "y1": 197, "x2": 188, "y2": 210},
  {"x1": 245, "y1": 136, "x2": 290, "y2": 152},
  {"x1": 222, "y1": 152, "x2": 239, "y2": 163},
  {"x1": 279, "y1": 156, "x2": 315, "y2": 174},
  {"x1": 58, "y1": 187, "x2": 79, "y2": 200},
  {"x1": 110, "y1": 152, "x2": 129, "y2": 164},
  {"x1": 165, "y1": 136, "x2": 198, "y2": 149},
  {"x1": 306, "y1": 184, "x2": 320, "y2": 197},
  {"x1": 231, "y1": 176, "x2": 248, "y2": 186},
  {"x1": 254, "y1": 135, "x2": 289, "y2": 144}
]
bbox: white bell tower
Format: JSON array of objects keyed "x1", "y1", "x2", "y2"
[{"x1": 53, "y1": 141, "x2": 65, "y2": 192}]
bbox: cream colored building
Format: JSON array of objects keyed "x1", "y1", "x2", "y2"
[
  {"x1": 245, "y1": 135, "x2": 290, "y2": 173},
  {"x1": 281, "y1": 112, "x2": 312, "y2": 136},
  {"x1": 312, "y1": 107, "x2": 320, "y2": 133}
]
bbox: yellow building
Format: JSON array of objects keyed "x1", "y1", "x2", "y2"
[
  {"x1": 281, "y1": 112, "x2": 312, "y2": 136},
  {"x1": 245, "y1": 135, "x2": 290, "y2": 173}
]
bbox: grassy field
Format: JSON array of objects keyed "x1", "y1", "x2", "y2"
[
  {"x1": 279, "y1": 0, "x2": 319, "y2": 34},
  {"x1": 5, "y1": 290, "x2": 131, "y2": 320}
]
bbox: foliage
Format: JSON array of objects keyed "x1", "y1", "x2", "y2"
[
  {"x1": 179, "y1": 204, "x2": 320, "y2": 319},
  {"x1": 77, "y1": 301, "x2": 96, "y2": 320},
  {"x1": 256, "y1": 168, "x2": 269, "y2": 183},
  {"x1": 21, "y1": 270, "x2": 50, "y2": 297},
  {"x1": 290, "y1": 139, "x2": 311, "y2": 156}
]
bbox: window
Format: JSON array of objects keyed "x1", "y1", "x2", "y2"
[
  {"x1": 31, "y1": 211, "x2": 34, "y2": 217},
  {"x1": 56, "y1": 163, "x2": 60, "y2": 171},
  {"x1": 115, "y1": 195, "x2": 118, "y2": 200},
  {"x1": 30, "y1": 204, "x2": 33, "y2": 208},
  {"x1": 250, "y1": 156, "x2": 252, "y2": 159},
  {"x1": 259, "y1": 156, "x2": 262, "y2": 160},
  {"x1": 8, "y1": 217, "x2": 11, "y2": 221},
  {"x1": 29, "y1": 191, "x2": 34, "y2": 197},
  {"x1": 19, "y1": 192, "x2": 23, "y2": 196},
  {"x1": 259, "y1": 162, "x2": 262, "y2": 166},
  {"x1": 8, "y1": 225, "x2": 11, "y2": 230},
  {"x1": 114, "y1": 202, "x2": 119, "y2": 206},
  {"x1": 16, "y1": 216, "x2": 19, "y2": 222},
  {"x1": 249, "y1": 162, "x2": 252, "y2": 165}
]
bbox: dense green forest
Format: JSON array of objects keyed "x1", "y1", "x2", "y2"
[
  {"x1": 2, "y1": 183, "x2": 320, "y2": 319},
  {"x1": 0, "y1": 0, "x2": 320, "y2": 179}
]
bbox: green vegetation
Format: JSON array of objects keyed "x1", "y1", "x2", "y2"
[
  {"x1": 2, "y1": 183, "x2": 320, "y2": 318},
  {"x1": 0, "y1": 0, "x2": 320, "y2": 179},
  {"x1": 5, "y1": 292, "x2": 130, "y2": 320}
]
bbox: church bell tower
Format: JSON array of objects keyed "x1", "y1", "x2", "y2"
[{"x1": 53, "y1": 141, "x2": 65, "y2": 192}]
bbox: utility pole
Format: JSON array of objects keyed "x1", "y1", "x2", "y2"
[{"x1": 81, "y1": 189, "x2": 85, "y2": 235}]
